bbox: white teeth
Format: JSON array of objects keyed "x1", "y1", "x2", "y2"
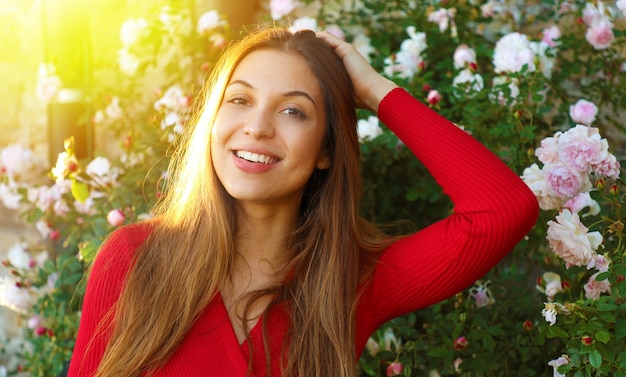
[{"x1": 235, "y1": 150, "x2": 277, "y2": 164}]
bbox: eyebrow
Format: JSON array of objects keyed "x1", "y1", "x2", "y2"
[{"x1": 228, "y1": 79, "x2": 317, "y2": 108}]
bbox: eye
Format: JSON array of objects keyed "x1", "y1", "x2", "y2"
[
  {"x1": 226, "y1": 96, "x2": 249, "y2": 106},
  {"x1": 280, "y1": 107, "x2": 307, "y2": 119}
]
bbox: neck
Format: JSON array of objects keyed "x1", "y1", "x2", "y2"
[{"x1": 233, "y1": 200, "x2": 299, "y2": 276}]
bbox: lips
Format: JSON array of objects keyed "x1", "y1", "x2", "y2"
[{"x1": 234, "y1": 150, "x2": 280, "y2": 164}]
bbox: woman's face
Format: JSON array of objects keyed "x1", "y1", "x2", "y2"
[{"x1": 211, "y1": 49, "x2": 329, "y2": 209}]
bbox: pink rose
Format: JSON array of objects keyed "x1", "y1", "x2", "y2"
[
  {"x1": 535, "y1": 134, "x2": 561, "y2": 164},
  {"x1": 386, "y1": 362, "x2": 403, "y2": 377},
  {"x1": 585, "y1": 19, "x2": 614, "y2": 50},
  {"x1": 563, "y1": 192, "x2": 599, "y2": 215},
  {"x1": 584, "y1": 272, "x2": 611, "y2": 300},
  {"x1": 582, "y1": 3, "x2": 602, "y2": 26},
  {"x1": 593, "y1": 154, "x2": 621, "y2": 179},
  {"x1": 544, "y1": 163, "x2": 589, "y2": 199},
  {"x1": 521, "y1": 163, "x2": 565, "y2": 211},
  {"x1": 453, "y1": 44, "x2": 477, "y2": 69},
  {"x1": 569, "y1": 99, "x2": 598, "y2": 125},
  {"x1": 107, "y1": 209, "x2": 126, "y2": 227},
  {"x1": 546, "y1": 209, "x2": 603, "y2": 268},
  {"x1": 557, "y1": 124, "x2": 603, "y2": 172},
  {"x1": 541, "y1": 25, "x2": 561, "y2": 47}
]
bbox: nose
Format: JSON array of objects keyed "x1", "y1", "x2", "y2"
[{"x1": 243, "y1": 107, "x2": 274, "y2": 139}]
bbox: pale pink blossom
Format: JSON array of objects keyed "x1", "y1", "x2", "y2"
[
  {"x1": 535, "y1": 134, "x2": 561, "y2": 165},
  {"x1": 536, "y1": 272, "x2": 563, "y2": 301},
  {"x1": 196, "y1": 10, "x2": 225, "y2": 34},
  {"x1": 586, "y1": 19, "x2": 615, "y2": 50},
  {"x1": 0, "y1": 276, "x2": 34, "y2": 314},
  {"x1": 547, "y1": 209, "x2": 603, "y2": 268},
  {"x1": 584, "y1": 272, "x2": 611, "y2": 300},
  {"x1": 541, "y1": 302, "x2": 558, "y2": 325},
  {"x1": 119, "y1": 18, "x2": 149, "y2": 47},
  {"x1": 582, "y1": 3, "x2": 603, "y2": 26},
  {"x1": 0, "y1": 182, "x2": 22, "y2": 209},
  {"x1": 51, "y1": 151, "x2": 78, "y2": 184},
  {"x1": 593, "y1": 154, "x2": 621, "y2": 179},
  {"x1": 27, "y1": 315, "x2": 42, "y2": 330},
  {"x1": 384, "y1": 27, "x2": 427, "y2": 80},
  {"x1": 0, "y1": 144, "x2": 46, "y2": 183},
  {"x1": 453, "y1": 44, "x2": 477, "y2": 69},
  {"x1": 86, "y1": 157, "x2": 120, "y2": 187},
  {"x1": 548, "y1": 354, "x2": 570, "y2": 377},
  {"x1": 104, "y1": 97, "x2": 123, "y2": 120},
  {"x1": 365, "y1": 337, "x2": 379, "y2": 356},
  {"x1": 469, "y1": 281, "x2": 495, "y2": 308},
  {"x1": 589, "y1": 254, "x2": 610, "y2": 272},
  {"x1": 541, "y1": 25, "x2": 562, "y2": 47},
  {"x1": 428, "y1": 8, "x2": 457, "y2": 34},
  {"x1": 493, "y1": 32, "x2": 536, "y2": 74},
  {"x1": 35, "y1": 220, "x2": 53, "y2": 239},
  {"x1": 53, "y1": 199, "x2": 71, "y2": 216},
  {"x1": 7, "y1": 242, "x2": 32, "y2": 270},
  {"x1": 118, "y1": 48, "x2": 140, "y2": 76},
  {"x1": 490, "y1": 76, "x2": 520, "y2": 105},
  {"x1": 530, "y1": 41, "x2": 555, "y2": 79},
  {"x1": 481, "y1": 2, "x2": 496, "y2": 17},
  {"x1": 563, "y1": 192, "x2": 599, "y2": 215},
  {"x1": 558, "y1": 124, "x2": 602, "y2": 170},
  {"x1": 36, "y1": 75, "x2": 62, "y2": 102},
  {"x1": 154, "y1": 85, "x2": 189, "y2": 113},
  {"x1": 452, "y1": 69, "x2": 484, "y2": 96},
  {"x1": 453, "y1": 358, "x2": 463, "y2": 373},
  {"x1": 383, "y1": 327, "x2": 402, "y2": 352},
  {"x1": 269, "y1": 0, "x2": 299, "y2": 20},
  {"x1": 521, "y1": 163, "x2": 564, "y2": 210},
  {"x1": 107, "y1": 209, "x2": 126, "y2": 227},
  {"x1": 357, "y1": 116, "x2": 383, "y2": 142},
  {"x1": 569, "y1": 99, "x2": 598, "y2": 126},
  {"x1": 543, "y1": 163, "x2": 590, "y2": 199}
]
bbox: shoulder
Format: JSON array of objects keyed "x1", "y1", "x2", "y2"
[{"x1": 89, "y1": 221, "x2": 155, "y2": 285}]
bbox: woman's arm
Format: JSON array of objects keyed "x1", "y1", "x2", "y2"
[{"x1": 318, "y1": 32, "x2": 539, "y2": 345}]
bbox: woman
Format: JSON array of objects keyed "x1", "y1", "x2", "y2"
[{"x1": 68, "y1": 28, "x2": 538, "y2": 377}]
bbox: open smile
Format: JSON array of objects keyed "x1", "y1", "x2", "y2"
[{"x1": 234, "y1": 150, "x2": 280, "y2": 165}]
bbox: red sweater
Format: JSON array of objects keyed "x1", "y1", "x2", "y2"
[{"x1": 68, "y1": 88, "x2": 538, "y2": 376}]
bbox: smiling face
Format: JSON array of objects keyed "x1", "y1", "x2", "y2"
[{"x1": 210, "y1": 49, "x2": 330, "y2": 210}]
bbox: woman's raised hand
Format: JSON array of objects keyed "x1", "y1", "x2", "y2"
[{"x1": 317, "y1": 31, "x2": 397, "y2": 113}]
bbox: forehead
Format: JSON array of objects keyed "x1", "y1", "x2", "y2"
[{"x1": 229, "y1": 49, "x2": 322, "y2": 96}]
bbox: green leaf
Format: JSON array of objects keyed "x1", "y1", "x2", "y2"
[
  {"x1": 595, "y1": 330, "x2": 611, "y2": 344},
  {"x1": 588, "y1": 349, "x2": 602, "y2": 369},
  {"x1": 79, "y1": 239, "x2": 102, "y2": 263},
  {"x1": 71, "y1": 179, "x2": 90, "y2": 203},
  {"x1": 547, "y1": 325, "x2": 569, "y2": 338},
  {"x1": 598, "y1": 303, "x2": 618, "y2": 312}
]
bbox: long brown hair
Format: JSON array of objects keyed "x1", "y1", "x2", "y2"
[{"x1": 93, "y1": 27, "x2": 393, "y2": 377}]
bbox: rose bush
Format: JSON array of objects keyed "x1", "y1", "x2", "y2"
[{"x1": 1, "y1": 0, "x2": 626, "y2": 375}]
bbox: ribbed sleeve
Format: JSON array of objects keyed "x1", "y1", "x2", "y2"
[
  {"x1": 67, "y1": 223, "x2": 151, "y2": 377},
  {"x1": 355, "y1": 88, "x2": 539, "y2": 352}
]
